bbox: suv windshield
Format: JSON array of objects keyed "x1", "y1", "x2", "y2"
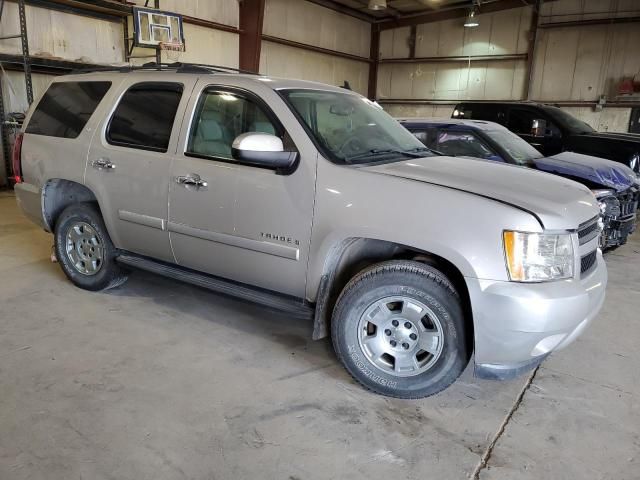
[
  {"x1": 484, "y1": 129, "x2": 543, "y2": 165},
  {"x1": 542, "y1": 106, "x2": 595, "y2": 135},
  {"x1": 281, "y1": 89, "x2": 433, "y2": 164}
]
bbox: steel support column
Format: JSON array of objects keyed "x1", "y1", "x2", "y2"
[
  {"x1": 368, "y1": 24, "x2": 380, "y2": 100},
  {"x1": 18, "y1": 0, "x2": 33, "y2": 104},
  {"x1": 525, "y1": 0, "x2": 541, "y2": 100},
  {"x1": 239, "y1": 0, "x2": 265, "y2": 73}
]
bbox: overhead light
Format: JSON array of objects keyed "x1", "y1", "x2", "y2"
[
  {"x1": 464, "y1": 9, "x2": 479, "y2": 27},
  {"x1": 368, "y1": 0, "x2": 387, "y2": 10}
]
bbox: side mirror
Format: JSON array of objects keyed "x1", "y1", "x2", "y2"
[
  {"x1": 531, "y1": 119, "x2": 547, "y2": 137},
  {"x1": 231, "y1": 132, "x2": 298, "y2": 172}
]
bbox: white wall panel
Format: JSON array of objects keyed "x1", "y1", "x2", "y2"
[
  {"x1": 264, "y1": 0, "x2": 370, "y2": 58},
  {"x1": 541, "y1": 0, "x2": 640, "y2": 22},
  {"x1": 531, "y1": 23, "x2": 640, "y2": 101},
  {"x1": 2, "y1": 71, "x2": 55, "y2": 114},
  {"x1": 0, "y1": 4, "x2": 124, "y2": 64},
  {"x1": 378, "y1": 60, "x2": 526, "y2": 100},
  {"x1": 159, "y1": 25, "x2": 239, "y2": 67},
  {"x1": 260, "y1": 42, "x2": 369, "y2": 95},
  {"x1": 412, "y1": 7, "x2": 532, "y2": 59},
  {"x1": 382, "y1": 103, "x2": 455, "y2": 118}
]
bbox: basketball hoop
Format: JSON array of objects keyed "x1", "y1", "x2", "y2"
[{"x1": 159, "y1": 41, "x2": 184, "y2": 61}]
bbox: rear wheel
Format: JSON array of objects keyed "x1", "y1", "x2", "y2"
[
  {"x1": 54, "y1": 203, "x2": 128, "y2": 291},
  {"x1": 331, "y1": 260, "x2": 469, "y2": 398}
]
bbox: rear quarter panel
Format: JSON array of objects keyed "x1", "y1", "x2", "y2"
[{"x1": 20, "y1": 75, "x2": 125, "y2": 189}]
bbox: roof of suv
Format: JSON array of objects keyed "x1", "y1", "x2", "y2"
[
  {"x1": 397, "y1": 117, "x2": 510, "y2": 132},
  {"x1": 60, "y1": 63, "x2": 353, "y2": 95}
]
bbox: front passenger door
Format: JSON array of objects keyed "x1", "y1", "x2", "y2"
[{"x1": 168, "y1": 84, "x2": 315, "y2": 298}]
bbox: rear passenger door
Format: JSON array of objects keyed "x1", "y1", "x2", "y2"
[{"x1": 85, "y1": 76, "x2": 197, "y2": 263}]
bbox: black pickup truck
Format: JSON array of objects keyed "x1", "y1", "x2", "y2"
[{"x1": 452, "y1": 102, "x2": 640, "y2": 174}]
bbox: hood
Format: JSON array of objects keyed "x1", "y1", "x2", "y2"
[
  {"x1": 580, "y1": 132, "x2": 640, "y2": 143},
  {"x1": 533, "y1": 151, "x2": 637, "y2": 192},
  {"x1": 364, "y1": 156, "x2": 599, "y2": 230}
]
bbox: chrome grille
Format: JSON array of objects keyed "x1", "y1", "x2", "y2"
[
  {"x1": 619, "y1": 192, "x2": 638, "y2": 218},
  {"x1": 581, "y1": 250, "x2": 597, "y2": 276},
  {"x1": 578, "y1": 216, "x2": 600, "y2": 246}
]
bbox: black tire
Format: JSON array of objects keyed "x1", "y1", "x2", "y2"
[
  {"x1": 54, "y1": 203, "x2": 128, "y2": 291},
  {"x1": 331, "y1": 260, "x2": 469, "y2": 399}
]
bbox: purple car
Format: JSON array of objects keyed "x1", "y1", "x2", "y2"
[{"x1": 399, "y1": 118, "x2": 639, "y2": 249}]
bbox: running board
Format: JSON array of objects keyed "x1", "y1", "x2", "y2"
[{"x1": 116, "y1": 254, "x2": 313, "y2": 319}]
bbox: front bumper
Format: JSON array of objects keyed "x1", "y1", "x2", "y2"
[{"x1": 466, "y1": 251, "x2": 607, "y2": 380}]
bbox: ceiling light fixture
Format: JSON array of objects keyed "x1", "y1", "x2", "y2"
[
  {"x1": 464, "y1": 9, "x2": 479, "y2": 27},
  {"x1": 368, "y1": 0, "x2": 387, "y2": 10}
]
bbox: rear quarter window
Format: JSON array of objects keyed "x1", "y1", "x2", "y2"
[{"x1": 25, "y1": 81, "x2": 111, "y2": 138}]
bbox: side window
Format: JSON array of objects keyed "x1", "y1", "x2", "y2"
[
  {"x1": 455, "y1": 104, "x2": 506, "y2": 124},
  {"x1": 26, "y1": 81, "x2": 111, "y2": 138},
  {"x1": 186, "y1": 90, "x2": 280, "y2": 160},
  {"x1": 508, "y1": 109, "x2": 540, "y2": 135},
  {"x1": 107, "y1": 82, "x2": 183, "y2": 152},
  {"x1": 409, "y1": 128, "x2": 438, "y2": 149},
  {"x1": 436, "y1": 130, "x2": 496, "y2": 159}
]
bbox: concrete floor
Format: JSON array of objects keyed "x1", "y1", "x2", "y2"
[{"x1": 0, "y1": 190, "x2": 638, "y2": 480}]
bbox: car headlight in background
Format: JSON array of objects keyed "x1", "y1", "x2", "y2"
[
  {"x1": 591, "y1": 189, "x2": 620, "y2": 217},
  {"x1": 503, "y1": 231, "x2": 574, "y2": 282}
]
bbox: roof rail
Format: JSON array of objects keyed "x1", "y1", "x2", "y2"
[{"x1": 71, "y1": 62, "x2": 261, "y2": 76}]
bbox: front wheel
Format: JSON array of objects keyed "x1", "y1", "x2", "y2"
[{"x1": 331, "y1": 260, "x2": 469, "y2": 398}]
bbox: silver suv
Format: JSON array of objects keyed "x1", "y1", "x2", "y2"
[{"x1": 13, "y1": 63, "x2": 606, "y2": 398}]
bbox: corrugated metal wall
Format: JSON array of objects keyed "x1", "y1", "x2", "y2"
[
  {"x1": 377, "y1": 8, "x2": 532, "y2": 101},
  {"x1": 380, "y1": 0, "x2": 640, "y2": 132},
  {"x1": 260, "y1": 0, "x2": 370, "y2": 95}
]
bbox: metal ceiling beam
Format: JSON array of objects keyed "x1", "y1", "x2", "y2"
[
  {"x1": 377, "y1": 0, "x2": 536, "y2": 30},
  {"x1": 303, "y1": 0, "x2": 375, "y2": 21},
  {"x1": 538, "y1": 15, "x2": 640, "y2": 28}
]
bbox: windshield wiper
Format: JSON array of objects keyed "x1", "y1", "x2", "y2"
[
  {"x1": 345, "y1": 147, "x2": 434, "y2": 162},
  {"x1": 407, "y1": 146, "x2": 443, "y2": 156}
]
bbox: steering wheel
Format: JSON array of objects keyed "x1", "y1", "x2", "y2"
[{"x1": 337, "y1": 136, "x2": 366, "y2": 158}]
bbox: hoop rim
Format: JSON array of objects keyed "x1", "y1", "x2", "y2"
[{"x1": 158, "y1": 41, "x2": 185, "y2": 52}]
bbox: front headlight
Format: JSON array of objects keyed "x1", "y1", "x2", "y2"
[
  {"x1": 591, "y1": 189, "x2": 620, "y2": 216},
  {"x1": 503, "y1": 231, "x2": 574, "y2": 282}
]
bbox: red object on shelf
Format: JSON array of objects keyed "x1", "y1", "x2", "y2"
[{"x1": 618, "y1": 78, "x2": 634, "y2": 95}]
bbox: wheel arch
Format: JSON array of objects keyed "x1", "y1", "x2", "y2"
[
  {"x1": 42, "y1": 179, "x2": 103, "y2": 232},
  {"x1": 311, "y1": 237, "x2": 474, "y2": 357}
]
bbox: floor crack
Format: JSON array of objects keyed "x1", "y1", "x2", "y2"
[{"x1": 470, "y1": 366, "x2": 540, "y2": 479}]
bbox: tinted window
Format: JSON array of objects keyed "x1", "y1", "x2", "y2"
[
  {"x1": 107, "y1": 82, "x2": 183, "y2": 152},
  {"x1": 436, "y1": 130, "x2": 496, "y2": 159},
  {"x1": 454, "y1": 104, "x2": 506, "y2": 124},
  {"x1": 187, "y1": 90, "x2": 280, "y2": 159},
  {"x1": 542, "y1": 106, "x2": 595, "y2": 134},
  {"x1": 508, "y1": 109, "x2": 539, "y2": 135},
  {"x1": 26, "y1": 81, "x2": 111, "y2": 138}
]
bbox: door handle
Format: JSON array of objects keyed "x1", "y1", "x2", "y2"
[
  {"x1": 175, "y1": 174, "x2": 208, "y2": 188},
  {"x1": 92, "y1": 157, "x2": 116, "y2": 170}
]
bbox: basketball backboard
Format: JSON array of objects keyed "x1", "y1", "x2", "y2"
[{"x1": 132, "y1": 7, "x2": 184, "y2": 48}]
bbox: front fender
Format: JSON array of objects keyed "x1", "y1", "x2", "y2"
[{"x1": 305, "y1": 159, "x2": 541, "y2": 301}]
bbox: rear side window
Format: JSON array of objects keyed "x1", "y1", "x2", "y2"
[
  {"x1": 25, "y1": 81, "x2": 111, "y2": 138},
  {"x1": 107, "y1": 82, "x2": 183, "y2": 152}
]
